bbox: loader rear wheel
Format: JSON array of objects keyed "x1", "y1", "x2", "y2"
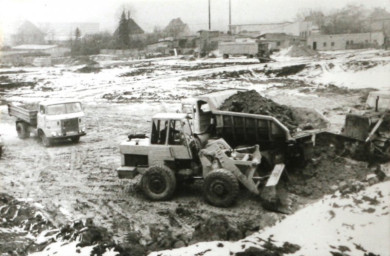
[
  {"x1": 203, "y1": 169, "x2": 239, "y2": 207},
  {"x1": 16, "y1": 122, "x2": 29, "y2": 139},
  {"x1": 141, "y1": 165, "x2": 176, "y2": 201}
]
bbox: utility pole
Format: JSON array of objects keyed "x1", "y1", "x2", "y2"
[
  {"x1": 208, "y1": 0, "x2": 211, "y2": 30},
  {"x1": 229, "y1": 0, "x2": 232, "y2": 34}
]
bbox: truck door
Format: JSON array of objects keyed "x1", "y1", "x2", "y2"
[{"x1": 37, "y1": 105, "x2": 45, "y2": 130}]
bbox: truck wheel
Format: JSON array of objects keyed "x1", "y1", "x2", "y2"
[
  {"x1": 16, "y1": 122, "x2": 29, "y2": 139},
  {"x1": 223, "y1": 54, "x2": 229, "y2": 59},
  {"x1": 71, "y1": 136, "x2": 80, "y2": 143},
  {"x1": 40, "y1": 132, "x2": 52, "y2": 147},
  {"x1": 203, "y1": 169, "x2": 239, "y2": 207},
  {"x1": 141, "y1": 165, "x2": 176, "y2": 201}
]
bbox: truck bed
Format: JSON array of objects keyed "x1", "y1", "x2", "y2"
[
  {"x1": 210, "y1": 110, "x2": 317, "y2": 149},
  {"x1": 8, "y1": 103, "x2": 38, "y2": 126}
]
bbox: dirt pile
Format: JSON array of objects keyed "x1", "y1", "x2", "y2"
[
  {"x1": 285, "y1": 134, "x2": 373, "y2": 199},
  {"x1": 284, "y1": 45, "x2": 319, "y2": 58},
  {"x1": 0, "y1": 193, "x2": 55, "y2": 255},
  {"x1": 119, "y1": 68, "x2": 154, "y2": 77},
  {"x1": 0, "y1": 76, "x2": 36, "y2": 91},
  {"x1": 67, "y1": 56, "x2": 98, "y2": 66},
  {"x1": 219, "y1": 90, "x2": 297, "y2": 130},
  {"x1": 219, "y1": 90, "x2": 327, "y2": 132},
  {"x1": 75, "y1": 65, "x2": 101, "y2": 73},
  {"x1": 264, "y1": 64, "x2": 307, "y2": 77}
]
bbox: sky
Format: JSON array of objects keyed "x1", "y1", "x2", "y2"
[{"x1": 0, "y1": 0, "x2": 389, "y2": 36}]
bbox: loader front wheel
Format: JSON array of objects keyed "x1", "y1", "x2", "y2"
[
  {"x1": 141, "y1": 165, "x2": 176, "y2": 201},
  {"x1": 204, "y1": 169, "x2": 239, "y2": 207}
]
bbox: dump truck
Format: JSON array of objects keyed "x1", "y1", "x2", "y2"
[
  {"x1": 116, "y1": 113, "x2": 285, "y2": 207},
  {"x1": 219, "y1": 41, "x2": 271, "y2": 63},
  {"x1": 181, "y1": 90, "x2": 316, "y2": 169},
  {"x1": 8, "y1": 100, "x2": 86, "y2": 147}
]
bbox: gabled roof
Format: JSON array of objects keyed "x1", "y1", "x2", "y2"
[
  {"x1": 128, "y1": 18, "x2": 144, "y2": 34},
  {"x1": 12, "y1": 44, "x2": 57, "y2": 50},
  {"x1": 17, "y1": 21, "x2": 45, "y2": 36}
]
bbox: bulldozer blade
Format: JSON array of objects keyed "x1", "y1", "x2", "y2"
[
  {"x1": 343, "y1": 114, "x2": 370, "y2": 141},
  {"x1": 266, "y1": 163, "x2": 285, "y2": 187},
  {"x1": 260, "y1": 186, "x2": 292, "y2": 214}
]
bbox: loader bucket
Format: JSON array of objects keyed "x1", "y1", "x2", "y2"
[{"x1": 343, "y1": 114, "x2": 370, "y2": 141}]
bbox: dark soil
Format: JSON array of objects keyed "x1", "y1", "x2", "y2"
[
  {"x1": 285, "y1": 133, "x2": 371, "y2": 199},
  {"x1": 119, "y1": 68, "x2": 154, "y2": 77},
  {"x1": 75, "y1": 65, "x2": 101, "y2": 73},
  {"x1": 0, "y1": 76, "x2": 36, "y2": 91},
  {"x1": 264, "y1": 64, "x2": 306, "y2": 77},
  {"x1": 219, "y1": 90, "x2": 299, "y2": 131}
]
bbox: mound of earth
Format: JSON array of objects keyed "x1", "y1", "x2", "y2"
[
  {"x1": 68, "y1": 56, "x2": 98, "y2": 66},
  {"x1": 75, "y1": 65, "x2": 101, "y2": 73},
  {"x1": 0, "y1": 76, "x2": 36, "y2": 91},
  {"x1": 277, "y1": 45, "x2": 319, "y2": 58},
  {"x1": 0, "y1": 193, "x2": 56, "y2": 255},
  {"x1": 219, "y1": 90, "x2": 327, "y2": 132}
]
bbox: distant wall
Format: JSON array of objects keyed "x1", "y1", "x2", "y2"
[
  {"x1": 307, "y1": 32, "x2": 385, "y2": 51},
  {"x1": 100, "y1": 49, "x2": 145, "y2": 58}
]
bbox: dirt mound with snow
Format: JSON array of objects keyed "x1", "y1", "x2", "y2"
[
  {"x1": 152, "y1": 180, "x2": 390, "y2": 256},
  {"x1": 219, "y1": 90, "x2": 327, "y2": 132},
  {"x1": 286, "y1": 134, "x2": 373, "y2": 199},
  {"x1": 277, "y1": 45, "x2": 319, "y2": 58},
  {"x1": 0, "y1": 193, "x2": 55, "y2": 255},
  {"x1": 0, "y1": 76, "x2": 36, "y2": 91}
]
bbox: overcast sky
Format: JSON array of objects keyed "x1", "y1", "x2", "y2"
[{"x1": 1, "y1": 0, "x2": 389, "y2": 35}]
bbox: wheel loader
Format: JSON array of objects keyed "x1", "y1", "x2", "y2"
[{"x1": 116, "y1": 113, "x2": 285, "y2": 207}]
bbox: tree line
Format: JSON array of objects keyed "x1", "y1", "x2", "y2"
[
  {"x1": 71, "y1": 10, "x2": 189, "y2": 56},
  {"x1": 298, "y1": 5, "x2": 390, "y2": 34}
]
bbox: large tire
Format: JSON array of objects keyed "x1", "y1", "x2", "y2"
[
  {"x1": 141, "y1": 165, "x2": 176, "y2": 201},
  {"x1": 40, "y1": 131, "x2": 52, "y2": 147},
  {"x1": 16, "y1": 122, "x2": 30, "y2": 139},
  {"x1": 203, "y1": 169, "x2": 239, "y2": 207}
]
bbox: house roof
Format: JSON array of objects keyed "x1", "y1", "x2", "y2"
[
  {"x1": 12, "y1": 44, "x2": 57, "y2": 50},
  {"x1": 128, "y1": 18, "x2": 144, "y2": 34},
  {"x1": 16, "y1": 21, "x2": 45, "y2": 36}
]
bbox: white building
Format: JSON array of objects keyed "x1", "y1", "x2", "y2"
[{"x1": 307, "y1": 32, "x2": 385, "y2": 51}]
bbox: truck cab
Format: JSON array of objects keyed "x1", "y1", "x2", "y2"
[
  {"x1": 37, "y1": 100, "x2": 86, "y2": 143},
  {"x1": 117, "y1": 113, "x2": 197, "y2": 179}
]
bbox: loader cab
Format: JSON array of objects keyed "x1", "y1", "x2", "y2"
[{"x1": 150, "y1": 113, "x2": 192, "y2": 146}]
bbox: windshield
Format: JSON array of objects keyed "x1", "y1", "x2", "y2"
[{"x1": 46, "y1": 102, "x2": 82, "y2": 115}]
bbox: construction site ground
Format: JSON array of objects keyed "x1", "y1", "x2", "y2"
[{"x1": 0, "y1": 49, "x2": 389, "y2": 256}]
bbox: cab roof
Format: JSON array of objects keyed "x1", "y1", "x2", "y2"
[
  {"x1": 40, "y1": 100, "x2": 82, "y2": 106},
  {"x1": 152, "y1": 113, "x2": 189, "y2": 120}
]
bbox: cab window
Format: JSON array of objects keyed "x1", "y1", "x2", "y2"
[{"x1": 168, "y1": 120, "x2": 181, "y2": 145}]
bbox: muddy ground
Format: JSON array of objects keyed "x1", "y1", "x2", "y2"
[{"x1": 0, "y1": 51, "x2": 389, "y2": 255}]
